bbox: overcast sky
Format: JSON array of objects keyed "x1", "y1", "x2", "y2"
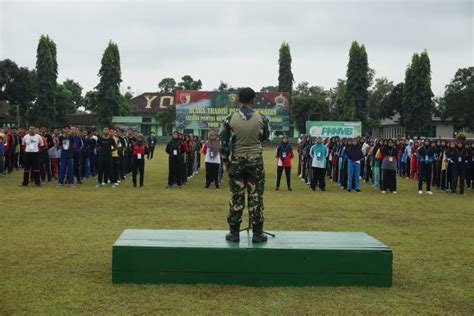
[{"x1": 1, "y1": 0, "x2": 472, "y2": 96}]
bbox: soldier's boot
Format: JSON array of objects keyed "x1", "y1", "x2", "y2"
[
  {"x1": 225, "y1": 223, "x2": 240, "y2": 242},
  {"x1": 252, "y1": 223, "x2": 268, "y2": 243}
]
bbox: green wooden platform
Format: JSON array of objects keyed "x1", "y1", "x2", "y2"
[{"x1": 112, "y1": 229, "x2": 392, "y2": 287}]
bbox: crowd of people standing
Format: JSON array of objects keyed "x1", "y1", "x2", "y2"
[
  {"x1": 1, "y1": 126, "x2": 473, "y2": 195},
  {"x1": 296, "y1": 134, "x2": 474, "y2": 195},
  {"x1": 0, "y1": 126, "x2": 173, "y2": 189}
]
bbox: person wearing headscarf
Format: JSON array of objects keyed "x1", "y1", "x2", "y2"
[
  {"x1": 201, "y1": 131, "x2": 221, "y2": 189},
  {"x1": 467, "y1": 142, "x2": 474, "y2": 189},
  {"x1": 132, "y1": 134, "x2": 147, "y2": 188},
  {"x1": 309, "y1": 136, "x2": 328, "y2": 191},
  {"x1": 275, "y1": 135, "x2": 294, "y2": 191},
  {"x1": 381, "y1": 138, "x2": 398, "y2": 194},
  {"x1": 417, "y1": 138, "x2": 435, "y2": 194},
  {"x1": 165, "y1": 131, "x2": 186, "y2": 189},
  {"x1": 345, "y1": 138, "x2": 364, "y2": 192},
  {"x1": 448, "y1": 140, "x2": 468, "y2": 195}
]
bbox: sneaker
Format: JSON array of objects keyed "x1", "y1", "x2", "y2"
[
  {"x1": 69, "y1": 184, "x2": 75, "y2": 188},
  {"x1": 288, "y1": 188, "x2": 292, "y2": 191},
  {"x1": 95, "y1": 184, "x2": 101, "y2": 188},
  {"x1": 102, "y1": 182, "x2": 106, "y2": 186},
  {"x1": 426, "y1": 191, "x2": 433, "y2": 195},
  {"x1": 347, "y1": 190, "x2": 351, "y2": 192},
  {"x1": 381, "y1": 190, "x2": 386, "y2": 194},
  {"x1": 355, "y1": 189, "x2": 361, "y2": 193},
  {"x1": 393, "y1": 191, "x2": 397, "y2": 194},
  {"x1": 418, "y1": 190, "x2": 423, "y2": 194},
  {"x1": 275, "y1": 187, "x2": 279, "y2": 191},
  {"x1": 111, "y1": 184, "x2": 117, "y2": 188},
  {"x1": 178, "y1": 185, "x2": 182, "y2": 189}
]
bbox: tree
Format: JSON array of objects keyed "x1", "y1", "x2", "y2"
[
  {"x1": 55, "y1": 84, "x2": 73, "y2": 125},
  {"x1": 260, "y1": 86, "x2": 278, "y2": 92},
  {"x1": 83, "y1": 90, "x2": 99, "y2": 112},
  {"x1": 327, "y1": 79, "x2": 349, "y2": 121},
  {"x1": 118, "y1": 94, "x2": 131, "y2": 116},
  {"x1": 176, "y1": 75, "x2": 202, "y2": 90},
  {"x1": 0, "y1": 60, "x2": 37, "y2": 126},
  {"x1": 345, "y1": 41, "x2": 369, "y2": 132},
  {"x1": 366, "y1": 77, "x2": 395, "y2": 133},
  {"x1": 158, "y1": 78, "x2": 177, "y2": 93},
  {"x1": 34, "y1": 35, "x2": 58, "y2": 127},
  {"x1": 62, "y1": 79, "x2": 84, "y2": 113},
  {"x1": 0, "y1": 59, "x2": 19, "y2": 101},
  {"x1": 156, "y1": 104, "x2": 176, "y2": 136},
  {"x1": 380, "y1": 82, "x2": 403, "y2": 119},
  {"x1": 401, "y1": 51, "x2": 434, "y2": 136},
  {"x1": 96, "y1": 41, "x2": 122, "y2": 126},
  {"x1": 440, "y1": 67, "x2": 474, "y2": 131},
  {"x1": 278, "y1": 42, "x2": 294, "y2": 94},
  {"x1": 218, "y1": 81, "x2": 229, "y2": 92},
  {"x1": 124, "y1": 86, "x2": 134, "y2": 100},
  {"x1": 291, "y1": 82, "x2": 330, "y2": 133}
]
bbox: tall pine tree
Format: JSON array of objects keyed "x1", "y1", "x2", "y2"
[
  {"x1": 96, "y1": 41, "x2": 122, "y2": 126},
  {"x1": 34, "y1": 35, "x2": 58, "y2": 127},
  {"x1": 401, "y1": 51, "x2": 433, "y2": 136},
  {"x1": 278, "y1": 42, "x2": 294, "y2": 93},
  {"x1": 345, "y1": 41, "x2": 369, "y2": 132}
]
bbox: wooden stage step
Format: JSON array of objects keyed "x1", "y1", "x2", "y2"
[{"x1": 112, "y1": 229, "x2": 392, "y2": 287}]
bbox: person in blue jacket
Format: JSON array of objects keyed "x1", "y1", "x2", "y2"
[
  {"x1": 417, "y1": 138, "x2": 435, "y2": 194},
  {"x1": 345, "y1": 138, "x2": 364, "y2": 192},
  {"x1": 309, "y1": 137, "x2": 328, "y2": 191}
]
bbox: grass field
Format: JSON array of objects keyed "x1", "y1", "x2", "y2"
[{"x1": 0, "y1": 146, "x2": 473, "y2": 314}]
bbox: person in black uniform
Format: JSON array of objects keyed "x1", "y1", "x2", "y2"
[
  {"x1": 96, "y1": 127, "x2": 117, "y2": 188},
  {"x1": 165, "y1": 131, "x2": 185, "y2": 189}
]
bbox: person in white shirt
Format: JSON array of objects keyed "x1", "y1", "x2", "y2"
[
  {"x1": 21, "y1": 126, "x2": 44, "y2": 186},
  {"x1": 201, "y1": 131, "x2": 221, "y2": 189}
]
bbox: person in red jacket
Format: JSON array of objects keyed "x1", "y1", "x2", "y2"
[
  {"x1": 132, "y1": 134, "x2": 148, "y2": 188},
  {"x1": 4, "y1": 128, "x2": 16, "y2": 173},
  {"x1": 275, "y1": 135, "x2": 294, "y2": 191}
]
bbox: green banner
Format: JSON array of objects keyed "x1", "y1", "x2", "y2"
[
  {"x1": 175, "y1": 90, "x2": 290, "y2": 131},
  {"x1": 306, "y1": 121, "x2": 362, "y2": 138}
]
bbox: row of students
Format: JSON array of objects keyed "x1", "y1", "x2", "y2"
[
  {"x1": 0, "y1": 126, "x2": 151, "y2": 188},
  {"x1": 295, "y1": 135, "x2": 474, "y2": 194},
  {"x1": 165, "y1": 131, "x2": 202, "y2": 188}
]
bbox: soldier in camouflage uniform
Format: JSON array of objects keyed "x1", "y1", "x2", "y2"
[{"x1": 220, "y1": 88, "x2": 270, "y2": 243}]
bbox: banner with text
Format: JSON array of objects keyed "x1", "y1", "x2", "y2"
[
  {"x1": 306, "y1": 121, "x2": 362, "y2": 138},
  {"x1": 175, "y1": 90, "x2": 290, "y2": 131}
]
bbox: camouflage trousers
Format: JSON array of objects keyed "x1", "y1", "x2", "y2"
[{"x1": 227, "y1": 156, "x2": 265, "y2": 226}]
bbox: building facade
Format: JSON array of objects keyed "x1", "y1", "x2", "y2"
[
  {"x1": 113, "y1": 92, "x2": 175, "y2": 136},
  {"x1": 373, "y1": 113, "x2": 474, "y2": 139}
]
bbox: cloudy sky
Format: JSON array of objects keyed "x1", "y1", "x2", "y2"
[{"x1": 1, "y1": 0, "x2": 472, "y2": 96}]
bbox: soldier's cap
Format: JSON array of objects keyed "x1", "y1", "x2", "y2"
[{"x1": 238, "y1": 87, "x2": 256, "y2": 103}]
